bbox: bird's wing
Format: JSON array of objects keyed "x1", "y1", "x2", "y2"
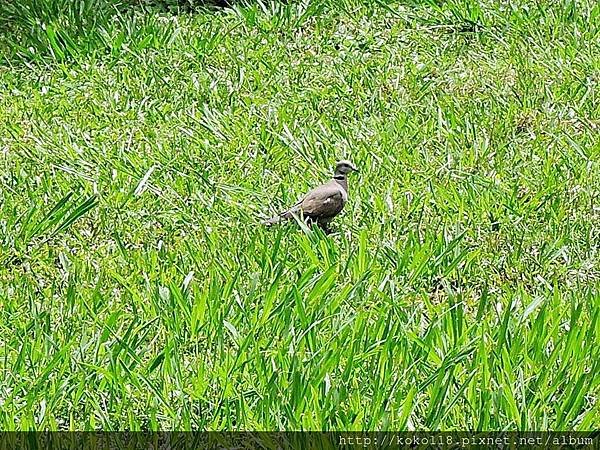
[{"x1": 299, "y1": 182, "x2": 345, "y2": 218}]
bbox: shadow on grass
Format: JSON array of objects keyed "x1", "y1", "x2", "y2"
[
  {"x1": 0, "y1": 0, "x2": 255, "y2": 65},
  {"x1": 0, "y1": 0, "x2": 486, "y2": 66},
  {"x1": 132, "y1": 0, "x2": 240, "y2": 11}
]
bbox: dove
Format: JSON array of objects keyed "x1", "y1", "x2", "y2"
[{"x1": 264, "y1": 160, "x2": 358, "y2": 230}]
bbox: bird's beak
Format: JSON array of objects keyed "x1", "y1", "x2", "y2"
[{"x1": 351, "y1": 164, "x2": 359, "y2": 172}]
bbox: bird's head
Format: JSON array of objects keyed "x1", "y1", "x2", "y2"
[{"x1": 335, "y1": 160, "x2": 358, "y2": 175}]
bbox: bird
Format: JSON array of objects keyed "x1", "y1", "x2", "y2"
[{"x1": 263, "y1": 160, "x2": 358, "y2": 231}]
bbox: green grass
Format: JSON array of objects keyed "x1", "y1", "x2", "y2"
[{"x1": 1, "y1": 0, "x2": 599, "y2": 431}]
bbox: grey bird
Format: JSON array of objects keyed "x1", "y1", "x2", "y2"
[{"x1": 264, "y1": 160, "x2": 358, "y2": 230}]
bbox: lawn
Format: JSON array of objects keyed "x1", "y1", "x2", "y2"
[{"x1": 0, "y1": 0, "x2": 599, "y2": 431}]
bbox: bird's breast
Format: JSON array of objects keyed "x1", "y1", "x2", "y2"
[{"x1": 340, "y1": 187, "x2": 348, "y2": 203}]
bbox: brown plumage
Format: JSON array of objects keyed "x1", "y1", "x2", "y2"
[{"x1": 264, "y1": 160, "x2": 358, "y2": 230}]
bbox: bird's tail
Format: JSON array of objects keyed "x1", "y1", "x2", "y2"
[
  {"x1": 263, "y1": 215, "x2": 283, "y2": 226},
  {"x1": 263, "y1": 208, "x2": 297, "y2": 226}
]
